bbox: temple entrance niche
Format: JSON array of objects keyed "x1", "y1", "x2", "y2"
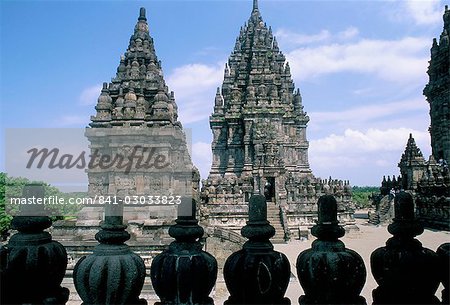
[{"x1": 264, "y1": 177, "x2": 275, "y2": 202}]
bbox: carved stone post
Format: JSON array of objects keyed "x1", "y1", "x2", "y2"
[
  {"x1": 296, "y1": 195, "x2": 366, "y2": 305},
  {"x1": 437, "y1": 243, "x2": 449, "y2": 304},
  {"x1": 150, "y1": 198, "x2": 218, "y2": 305},
  {"x1": 371, "y1": 192, "x2": 440, "y2": 305},
  {"x1": 1, "y1": 185, "x2": 69, "y2": 304},
  {"x1": 223, "y1": 194, "x2": 291, "y2": 305},
  {"x1": 73, "y1": 201, "x2": 146, "y2": 305}
]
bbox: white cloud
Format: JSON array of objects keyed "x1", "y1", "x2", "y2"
[
  {"x1": 79, "y1": 84, "x2": 102, "y2": 106},
  {"x1": 390, "y1": 0, "x2": 444, "y2": 25},
  {"x1": 275, "y1": 27, "x2": 360, "y2": 47},
  {"x1": 191, "y1": 141, "x2": 212, "y2": 180},
  {"x1": 338, "y1": 27, "x2": 359, "y2": 40},
  {"x1": 275, "y1": 29, "x2": 331, "y2": 45},
  {"x1": 308, "y1": 127, "x2": 431, "y2": 185},
  {"x1": 310, "y1": 127, "x2": 429, "y2": 154},
  {"x1": 167, "y1": 63, "x2": 224, "y2": 124},
  {"x1": 285, "y1": 36, "x2": 429, "y2": 83},
  {"x1": 310, "y1": 98, "x2": 428, "y2": 127}
]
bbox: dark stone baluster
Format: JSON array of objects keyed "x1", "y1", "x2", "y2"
[
  {"x1": 371, "y1": 192, "x2": 440, "y2": 305},
  {"x1": 296, "y1": 195, "x2": 366, "y2": 305},
  {"x1": 150, "y1": 197, "x2": 218, "y2": 305},
  {"x1": 223, "y1": 194, "x2": 291, "y2": 305},
  {"x1": 73, "y1": 200, "x2": 147, "y2": 305},
  {"x1": 0, "y1": 244, "x2": 6, "y2": 303},
  {"x1": 1, "y1": 184, "x2": 69, "y2": 304},
  {"x1": 437, "y1": 243, "x2": 449, "y2": 304}
]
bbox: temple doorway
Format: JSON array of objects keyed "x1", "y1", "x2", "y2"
[{"x1": 264, "y1": 177, "x2": 275, "y2": 202}]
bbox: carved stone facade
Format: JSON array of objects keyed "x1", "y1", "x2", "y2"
[
  {"x1": 424, "y1": 5, "x2": 450, "y2": 164},
  {"x1": 200, "y1": 0, "x2": 355, "y2": 241},
  {"x1": 398, "y1": 134, "x2": 427, "y2": 190},
  {"x1": 80, "y1": 8, "x2": 198, "y2": 235}
]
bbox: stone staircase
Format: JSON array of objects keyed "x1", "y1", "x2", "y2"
[
  {"x1": 266, "y1": 201, "x2": 286, "y2": 243},
  {"x1": 368, "y1": 195, "x2": 394, "y2": 225},
  {"x1": 368, "y1": 210, "x2": 380, "y2": 225}
]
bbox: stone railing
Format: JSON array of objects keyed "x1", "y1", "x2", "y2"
[{"x1": 1, "y1": 185, "x2": 448, "y2": 305}]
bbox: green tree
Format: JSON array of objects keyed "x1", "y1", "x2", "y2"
[
  {"x1": 0, "y1": 173, "x2": 12, "y2": 240},
  {"x1": 352, "y1": 186, "x2": 379, "y2": 209}
]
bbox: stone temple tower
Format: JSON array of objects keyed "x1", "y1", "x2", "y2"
[
  {"x1": 208, "y1": 0, "x2": 311, "y2": 182},
  {"x1": 201, "y1": 0, "x2": 354, "y2": 241},
  {"x1": 84, "y1": 8, "x2": 198, "y2": 235},
  {"x1": 398, "y1": 134, "x2": 426, "y2": 190},
  {"x1": 424, "y1": 5, "x2": 450, "y2": 164}
]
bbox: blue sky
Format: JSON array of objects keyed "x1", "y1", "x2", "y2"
[{"x1": 1, "y1": 0, "x2": 448, "y2": 187}]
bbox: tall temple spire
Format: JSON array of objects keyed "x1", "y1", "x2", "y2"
[
  {"x1": 216, "y1": 0, "x2": 302, "y2": 118},
  {"x1": 208, "y1": 0, "x2": 312, "y2": 180},
  {"x1": 90, "y1": 7, "x2": 179, "y2": 128},
  {"x1": 424, "y1": 5, "x2": 450, "y2": 163},
  {"x1": 202, "y1": 0, "x2": 355, "y2": 243}
]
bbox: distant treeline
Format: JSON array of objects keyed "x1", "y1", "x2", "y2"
[{"x1": 352, "y1": 186, "x2": 379, "y2": 209}]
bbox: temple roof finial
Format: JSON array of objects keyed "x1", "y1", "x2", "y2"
[
  {"x1": 444, "y1": 5, "x2": 449, "y2": 28},
  {"x1": 253, "y1": 0, "x2": 258, "y2": 11},
  {"x1": 139, "y1": 7, "x2": 147, "y2": 21}
]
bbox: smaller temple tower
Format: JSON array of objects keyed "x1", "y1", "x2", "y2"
[
  {"x1": 80, "y1": 8, "x2": 198, "y2": 242},
  {"x1": 424, "y1": 5, "x2": 450, "y2": 164},
  {"x1": 398, "y1": 134, "x2": 426, "y2": 190}
]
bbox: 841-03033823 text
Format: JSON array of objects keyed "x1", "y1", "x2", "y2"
[
  {"x1": 83, "y1": 195, "x2": 181, "y2": 205},
  {"x1": 96, "y1": 195, "x2": 182, "y2": 205},
  {"x1": 9, "y1": 195, "x2": 182, "y2": 206}
]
